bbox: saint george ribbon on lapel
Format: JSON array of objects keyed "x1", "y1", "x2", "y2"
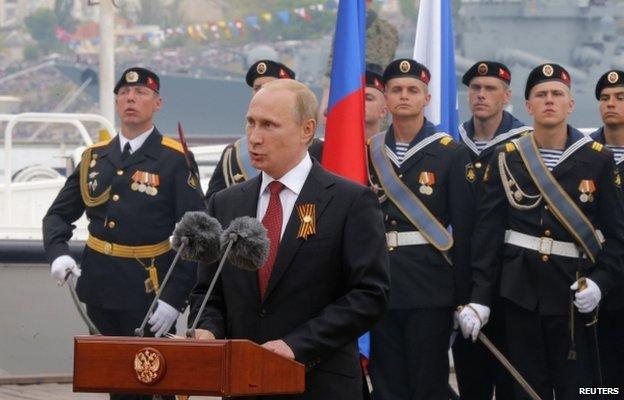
[{"x1": 258, "y1": 181, "x2": 285, "y2": 299}]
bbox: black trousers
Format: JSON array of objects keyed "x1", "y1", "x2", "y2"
[
  {"x1": 369, "y1": 308, "x2": 453, "y2": 400},
  {"x1": 86, "y1": 305, "x2": 175, "y2": 400},
  {"x1": 452, "y1": 298, "x2": 515, "y2": 400},
  {"x1": 504, "y1": 300, "x2": 593, "y2": 400},
  {"x1": 597, "y1": 307, "x2": 624, "y2": 389}
]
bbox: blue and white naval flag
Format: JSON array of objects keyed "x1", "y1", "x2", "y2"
[{"x1": 413, "y1": 0, "x2": 459, "y2": 138}]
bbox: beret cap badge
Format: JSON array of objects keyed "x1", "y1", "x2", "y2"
[
  {"x1": 542, "y1": 64, "x2": 554, "y2": 77},
  {"x1": 399, "y1": 60, "x2": 411, "y2": 73},
  {"x1": 125, "y1": 71, "x2": 139, "y2": 83},
  {"x1": 256, "y1": 62, "x2": 267, "y2": 75},
  {"x1": 477, "y1": 63, "x2": 488, "y2": 75},
  {"x1": 608, "y1": 71, "x2": 619, "y2": 84}
]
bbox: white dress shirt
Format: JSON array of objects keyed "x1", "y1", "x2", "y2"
[
  {"x1": 119, "y1": 126, "x2": 154, "y2": 154},
  {"x1": 256, "y1": 153, "x2": 313, "y2": 239}
]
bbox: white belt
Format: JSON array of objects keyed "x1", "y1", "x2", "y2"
[
  {"x1": 386, "y1": 231, "x2": 429, "y2": 247},
  {"x1": 504, "y1": 229, "x2": 604, "y2": 258}
]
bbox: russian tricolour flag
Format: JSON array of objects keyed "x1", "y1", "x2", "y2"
[
  {"x1": 322, "y1": 0, "x2": 367, "y2": 185},
  {"x1": 414, "y1": 0, "x2": 459, "y2": 138}
]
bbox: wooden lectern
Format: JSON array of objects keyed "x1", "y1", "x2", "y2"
[{"x1": 74, "y1": 336, "x2": 305, "y2": 397}]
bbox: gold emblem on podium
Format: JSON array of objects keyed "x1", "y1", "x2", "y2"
[{"x1": 134, "y1": 347, "x2": 166, "y2": 385}]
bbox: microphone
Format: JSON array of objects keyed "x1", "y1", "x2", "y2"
[
  {"x1": 222, "y1": 216, "x2": 269, "y2": 271},
  {"x1": 186, "y1": 216, "x2": 269, "y2": 338},
  {"x1": 134, "y1": 211, "x2": 223, "y2": 337},
  {"x1": 172, "y1": 211, "x2": 223, "y2": 264}
]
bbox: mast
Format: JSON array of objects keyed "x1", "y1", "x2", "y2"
[{"x1": 99, "y1": 0, "x2": 115, "y2": 125}]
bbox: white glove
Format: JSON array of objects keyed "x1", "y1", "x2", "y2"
[
  {"x1": 148, "y1": 300, "x2": 179, "y2": 337},
  {"x1": 459, "y1": 303, "x2": 490, "y2": 342},
  {"x1": 51, "y1": 255, "x2": 81, "y2": 282},
  {"x1": 570, "y1": 278, "x2": 601, "y2": 313}
]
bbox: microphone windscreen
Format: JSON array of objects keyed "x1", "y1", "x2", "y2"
[
  {"x1": 221, "y1": 216, "x2": 269, "y2": 271},
  {"x1": 172, "y1": 211, "x2": 223, "y2": 263}
]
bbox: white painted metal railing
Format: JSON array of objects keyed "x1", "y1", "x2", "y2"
[{"x1": 1, "y1": 113, "x2": 116, "y2": 237}]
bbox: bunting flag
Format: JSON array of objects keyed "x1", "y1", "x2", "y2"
[
  {"x1": 322, "y1": 0, "x2": 367, "y2": 184},
  {"x1": 413, "y1": 0, "x2": 459, "y2": 137}
]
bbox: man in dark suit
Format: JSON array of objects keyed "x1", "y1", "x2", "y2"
[
  {"x1": 189, "y1": 79, "x2": 390, "y2": 399},
  {"x1": 43, "y1": 67, "x2": 204, "y2": 400},
  {"x1": 205, "y1": 60, "x2": 323, "y2": 201},
  {"x1": 460, "y1": 64, "x2": 624, "y2": 399}
]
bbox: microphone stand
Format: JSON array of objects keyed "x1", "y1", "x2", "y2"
[
  {"x1": 134, "y1": 237, "x2": 189, "y2": 337},
  {"x1": 186, "y1": 234, "x2": 237, "y2": 338}
]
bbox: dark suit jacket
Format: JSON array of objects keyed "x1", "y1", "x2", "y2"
[
  {"x1": 471, "y1": 127, "x2": 624, "y2": 315},
  {"x1": 43, "y1": 129, "x2": 204, "y2": 311},
  {"x1": 189, "y1": 161, "x2": 390, "y2": 399}
]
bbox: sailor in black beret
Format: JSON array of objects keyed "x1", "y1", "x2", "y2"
[
  {"x1": 365, "y1": 63, "x2": 387, "y2": 138},
  {"x1": 382, "y1": 58, "x2": 430, "y2": 85},
  {"x1": 245, "y1": 59, "x2": 295, "y2": 92},
  {"x1": 113, "y1": 67, "x2": 160, "y2": 94},
  {"x1": 369, "y1": 57, "x2": 476, "y2": 399},
  {"x1": 462, "y1": 60, "x2": 511, "y2": 86},
  {"x1": 590, "y1": 69, "x2": 624, "y2": 391},
  {"x1": 595, "y1": 69, "x2": 624, "y2": 100},
  {"x1": 454, "y1": 60, "x2": 528, "y2": 400},
  {"x1": 524, "y1": 63, "x2": 571, "y2": 100}
]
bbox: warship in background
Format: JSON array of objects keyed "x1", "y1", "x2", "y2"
[{"x1": 1, "y1": 0, "x2": 624, "y2": 380}]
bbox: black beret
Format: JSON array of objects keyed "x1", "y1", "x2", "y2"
[
  {"x1": 525, "y1": 63, "x2": 571, "y2": 100},
  {"x1": 462, "y1": 61, "x2": 511, "y2": 86},
  {"x1": 382, "y1": 58, "x2": 430, "y2": 85},
  {"x1": 245, "y1": 60, "x2": 295, "y2": 87},
  {"x1": 114, "y1": 67, "x2": 160, "y2": 94},
  {"x1": 366, "y1": 63, "x2": 385, "y2": 92},
  {"x1": 595, "y1": 70, "x2": 624, "y2": 100}
]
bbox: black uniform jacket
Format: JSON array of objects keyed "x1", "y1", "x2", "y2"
[
  {"x1": 459, "y1": 110, "x2": 530, "y2": 182},
  {"x1": 43, "y1": 129, "x2": 205, "y2": 311},
  {"x1": 205, "y1": 138, "x2": 324, "y2": 201},
  {"x1": 591, "y1": 127, "x2": 624, "y2": 310},
  {"x1": 189, "y1": 161, "x2": 390, "y2": 400},
  {"x1": 470, "y1": 127, "x2": 624, "y2": 315},
  {"x1": 368, "y1": 120, "x2": 476, "y2": 309}
]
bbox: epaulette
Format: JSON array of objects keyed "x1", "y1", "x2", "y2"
[
  {"x1": 440, "y1": 136, "x2": 453, "y2": 146},
  {"x1": 88, "y1": 139, "x2": 111, "y2": 149},
  {"x1": 161, "y1": 136, "x2": 184, "y2": 154},
  {"x1": 591, "y1": 141, "x2": 604, "y2": 152},
  {"x1": 505, "y1": 142, "x2": 516, "y2": 152}
]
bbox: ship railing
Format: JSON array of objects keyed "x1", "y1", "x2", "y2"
[{"x1": 1, "y1": 113, "x2": 115, "y2": 240}]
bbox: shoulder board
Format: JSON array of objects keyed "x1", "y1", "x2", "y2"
[
  {"x1": 440, "y1": 137, "x2": 453, "y2": 146},
  {"x1": 505, "y1": 142, "x2": 516, "y2": 153},
  {"x1": 591, "y1": 141, "x2": 603, "y2": 152},
  {"x1": 161, "y1": 136, "x2": 184, "y2": 154},
  {"x1": 88, "y1": 139, "x2": 111, "y2": 149}
]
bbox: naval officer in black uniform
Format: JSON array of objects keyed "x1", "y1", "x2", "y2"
[
  {"x1": 453, "y1": 61, "x2": 529, "y2": 400},
  {"x1": 43, "y1": 67, "x2": 204, "y2": 400},
  {"x1": 367, "y1": 58, "x2": 476, "y2": 400},
  {"x1": 591, "y1": 69, "x2": 624, "y2": 389},
  {"x1": 460, "y1": 64, "x2": 624, "y2": 399},
  {"x1": 205, "y1": 60, "x2": 323, "y2": 201}
]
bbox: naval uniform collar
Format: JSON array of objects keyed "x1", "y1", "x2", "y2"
[
  {"x1": 459, "y1": 111, "x2": 529, "y2": 156},
  {"x1": 384, "y1": 119, "x2": 450, "y2": 167}
]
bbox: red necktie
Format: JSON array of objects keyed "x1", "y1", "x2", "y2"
[{"x1": 258, "y1": 181, "x2": 285, "y2": 299}]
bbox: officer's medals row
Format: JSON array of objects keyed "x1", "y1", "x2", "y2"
[{"x1": 131, "y1": 171, "x2": 160, "y2": 196}]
